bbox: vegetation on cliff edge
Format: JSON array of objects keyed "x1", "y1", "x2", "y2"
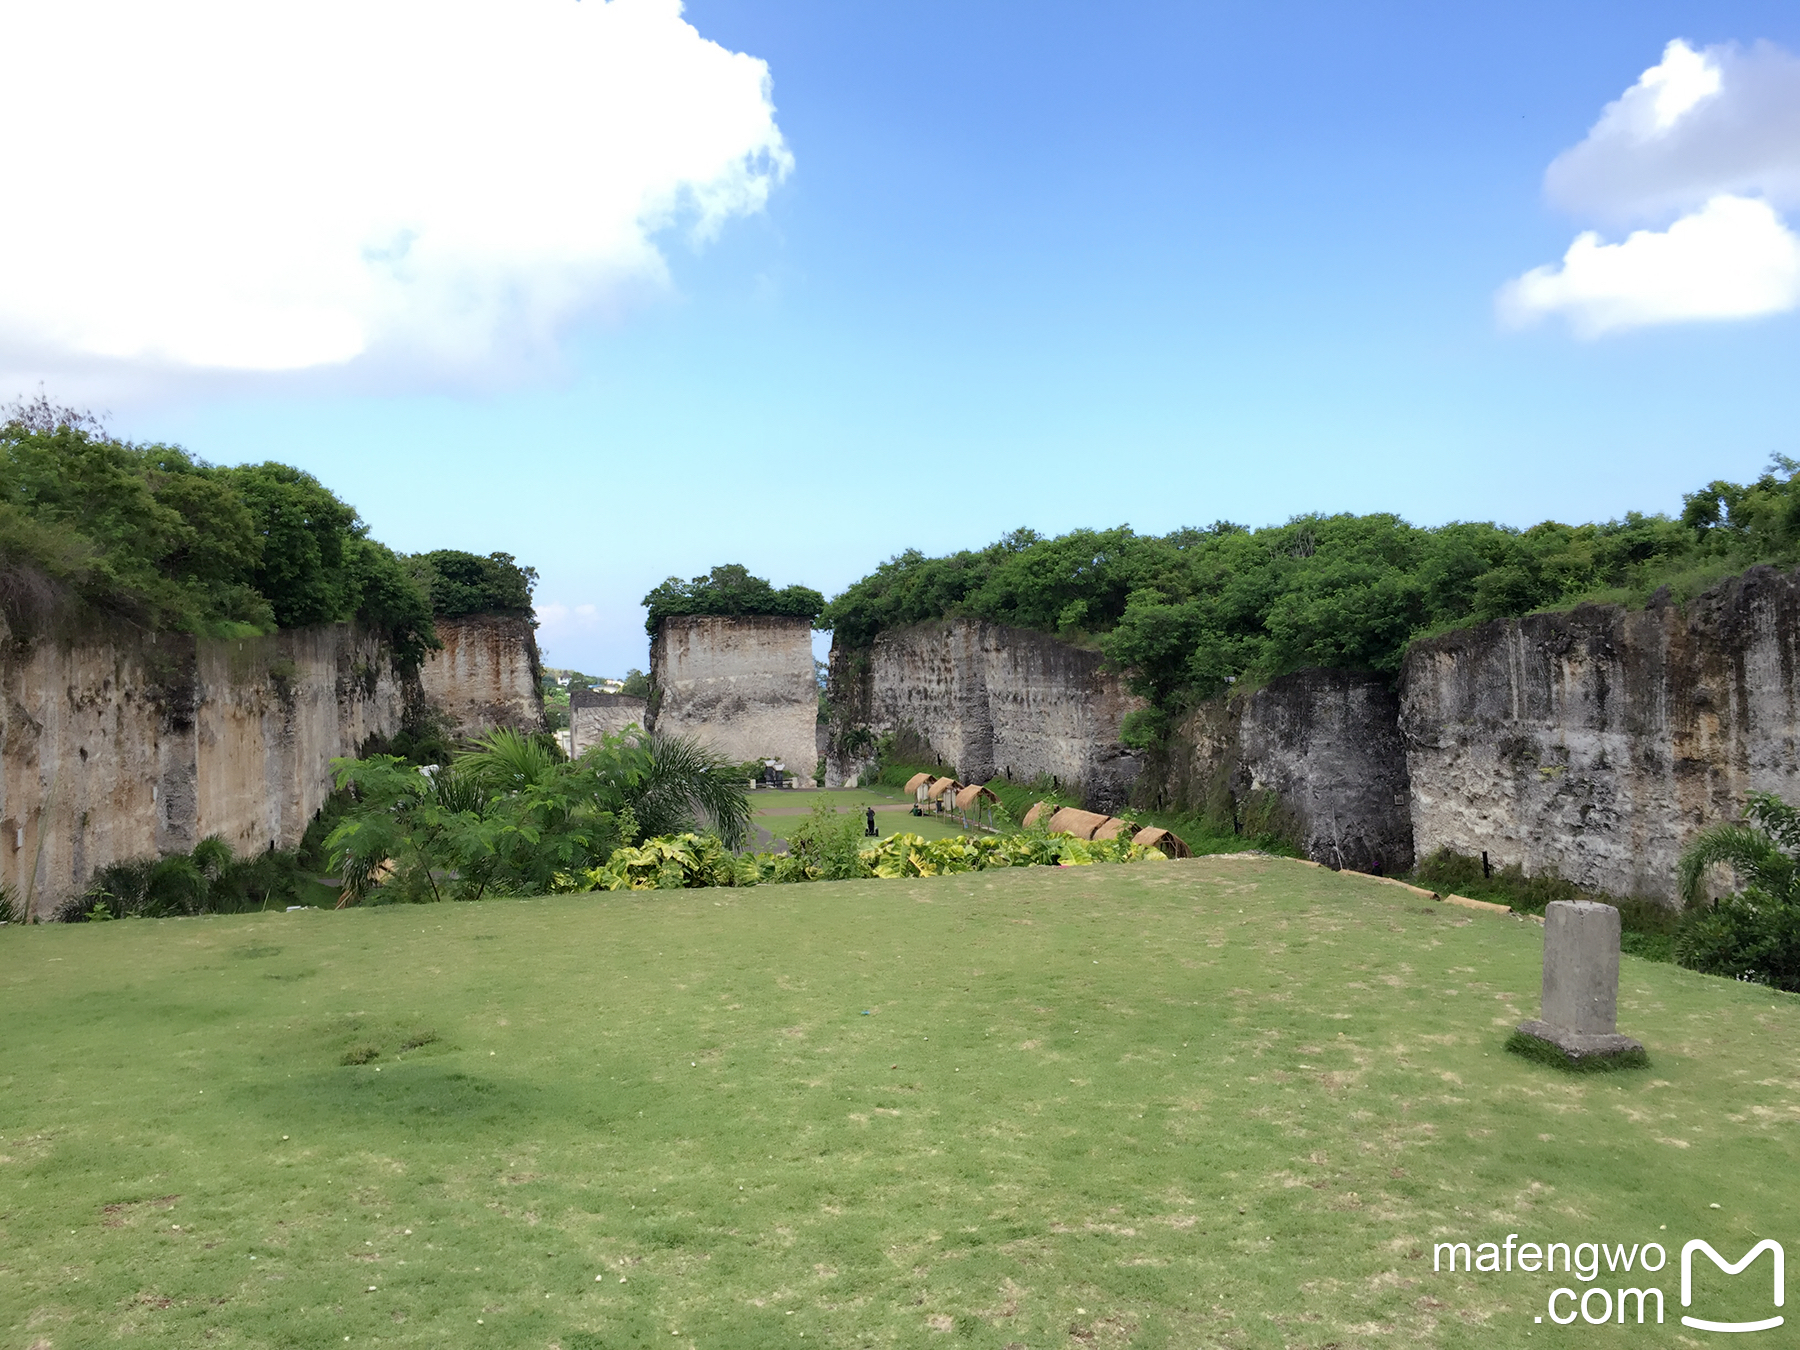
[
  {"x1": 823, "y1": 459, "x2": 1800, "y2": 743},
  {"x1": 1, "y1": 396, "x2": 531, "y2": 666},
  {"x1": 643, "y1": 562, "x2": 824, "y2": 634}
]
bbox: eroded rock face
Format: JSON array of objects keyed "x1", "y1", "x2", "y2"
[
  {"x1": 828, "y1": 620, "x2": 1145, "y2": 812},
  {"x1": 569, "y1": 691, "x2": 648, "y2": 754},
  {"x1": 1154, "y1": 669, "x2": 1414, "y2": 873},
  {"x1": 1399, "y1": 566, "x2": 1800, "y2": 902},
  {"x1": 1, "y1": 623, "x2": 406, "y2": 917},
  {"x1": 418, "y1": 613, "x2": 545, "y2": 737},
  {"x1": 651, "y1": 615, "x2": 818, "y2": 774}
]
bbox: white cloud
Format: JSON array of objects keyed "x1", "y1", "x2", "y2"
[
  {"x1": 1502, "y1": 38, "x2": 1800, "y2": 336},
  {"x1": 1499, "y1": 195, "x2": 1800, "y2": 336},
  {"x1": 1544, "y1": 39, "x2": 1800, "y2": 224},
  {"x1": 0, "y1": 0, "x2": 789, "y2": 382}
]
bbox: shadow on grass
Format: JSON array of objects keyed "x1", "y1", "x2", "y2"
[{"x1": 1504, "y1": 1029, "x2": 1650, "y2": 1074}]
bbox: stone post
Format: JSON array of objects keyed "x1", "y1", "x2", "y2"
[{"x1": 1514, "y1": 900, "x2": 1645, "y2": 1066}]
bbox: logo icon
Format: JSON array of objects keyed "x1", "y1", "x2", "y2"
[{"x1": 1681, "y1": 1240, "x2": 1785, "y2": 1333}]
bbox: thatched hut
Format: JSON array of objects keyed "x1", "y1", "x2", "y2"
[
  {"x1": 1133, "y1": 826, "x2": 1192, "y2": 858},
  {"x1": 953, "y1": 783, "x2": 999, "y2": 830},
  {"x1": 1047, "y1": 807, "x2": 1112, "y2": 840},
  {"x1": 1021, "y1": 801, "x2": 1054, "y2": 829},
  {"x1": 903, "y1": 772, "x2": 933, "y2": 797},
  {"x1": 1090, "y1": 817, "x2": 1138, "y2": 841},
  {"x1": 926, "y1": 776, "x2": 960, "y2": 802}
]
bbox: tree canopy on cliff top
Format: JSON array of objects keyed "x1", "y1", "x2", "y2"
[
  {"x1": 410, "y1": 550, "x2": 538, "y2": 619},
  {"x1": 0, "y1": 397, "x2": 510, "y2": 666},
  {"x1": 821, "y1": 460, "x2": 1800, "y2": 738},
  {"x1": 642, "y1": 563, "x2": 825, "y2": 635}
]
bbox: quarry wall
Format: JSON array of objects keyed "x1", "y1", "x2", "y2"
[
  {"x1": 1, "y1": 622, "x2": 406, "y2": 919},
  {"x1": 2, "y1": 609, "x2": 546, "y2": 919},
  {"x1": 1399, "y1": 566, "x2": 1800, "y2": 903},
  {"x1": 570, "y1": 691, "x2": 649, "y2": 754},
  {"x1": 650, "y1": 615, "x2": 818, "y2": 773},
  {"x1": 417, "y1": 613, "x2": 544, "y2": 737},
  {"x1": 1152, "y1": 669, "x2": 1415, "y2": 874},
  {"x1": 828, "y1": 620, "x2": 1146, "y2": 812}
]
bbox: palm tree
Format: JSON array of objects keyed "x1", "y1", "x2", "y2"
[
  {"x1": 616, "y1": 731, "x2": 752, "y2": 850},
  {"x1": 1677, "y1": 791, "x2": 1800, "y2": 908},
  {"x1": 457, "y1": 724, "x2": 751, "y2": 851},
  {"x1": 1675, "y1": 792, "x2": 1800, "y2": 991}
]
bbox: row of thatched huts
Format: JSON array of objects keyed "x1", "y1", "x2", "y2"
[
  {"x1": 902, "y1": 773, "x2": 1001, "y2": 829},
  {"x1": 1018, "y1": 802, "x2": 1192, "y2": 858},
  {"x1": 897, "y1": 771, "x2": 1192, "y2": 857}
]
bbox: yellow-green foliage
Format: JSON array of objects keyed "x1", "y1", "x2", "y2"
[
  {"x1": 580, "y1": 834, "x2": 759, "y2": 891},
  {"x1": 575, "y1": 829, "x2": 1164, "y2": 891},
  {"x1": 860, "y1": 830, "x2": 1161, "y2": 877}
]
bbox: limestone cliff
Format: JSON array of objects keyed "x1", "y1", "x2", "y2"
[
  {"x1": 1400, "y1": 565, "x2": 1800, "y2": 902},
  {"x1": 827, "y1": 620, "x2": 1145, "y2": 812},
  {"x1": 570, "y1": 691, "x2": 648, "y2": 754},
  {"x1": 650, "y1": 615, "x2": 817, "y2": 773},
  {"x1": 1, "y1": 623, "x2": 405, "y2": 918},
  {"x1": 1150, "y1": 669, "x2": 1414, "y2": 873},
  {"x1": 417, "y1": 613, "x2": 545, "y2": 738}
]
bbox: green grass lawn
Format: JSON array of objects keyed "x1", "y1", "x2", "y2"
[
  {"x1": 4, "y1": 860, "x2": 1797, "y2": 1348},
  {"x1": 752, "y1": 787, "x2": 985, "y2": 845}
]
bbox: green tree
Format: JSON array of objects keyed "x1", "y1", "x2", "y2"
[
  {"x1": 1674, "y1": 792, "x2": 1800, "y2": 991},
  {"x1": 643, "y1": 563, "x2": 824, "y2": 634}
]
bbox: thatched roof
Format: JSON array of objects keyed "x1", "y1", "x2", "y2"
[
  {"x1": 926, "y1": 776, "x2": 960, "y2": 801},
  {"x1": 1090, "y1": 817, "x2": 1138, "y2": 841},
  {"x1": 903, "y1": 772, "x2": 933, "y2": 794},
  {"x1": 954, "y1": 784, "x2": 998, "y2": 810},
  {"x1": 1134, "y1": 826, "x2": 1192, "y2": 858},
  {"x1": 1047, "y1": 807, "x2": 1112, "y2": 840},
  {"x1": 1020, "y1": 801, "x2": 1054, "y2": 829}
]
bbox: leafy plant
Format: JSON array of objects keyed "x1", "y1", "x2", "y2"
[
  {"x1": 323, "y1": 727, "x2": 750, "y2": 904},
  {"x1": 643, "y1": 563, "x2": 823, "y2": 635},
  {"x1": 1674, "y1": 792, "x2": 1800, "y2": 990},
  {"x1": 823, "y1": 460, "x2": 1800, "y2": 741}
]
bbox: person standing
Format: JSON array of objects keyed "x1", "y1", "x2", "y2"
[{"x1": 865, "y1": 805, "x2": 878, "y2": 838}]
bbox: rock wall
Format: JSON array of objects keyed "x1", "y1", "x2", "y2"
[
  {"x1": 828, "y1": 620, "x2": 1146, "y2": 812},
  {"x1": 1400, "y1": 566, "x2": 1800, "y2": 903},
  {"x1": 569, "y1": 691, "x2": 649, "y2": 754},
  {"x1": 417, "y1": 613, "x2": 544, "y2": 738},
  {"x1": 1, "y1": 623, "x2": 405, "y2": 919},
  {"x1": 650, "y1": 615, "x2": 817, "y2": 773},
  {"x1": 1153, "y1": 669, "x2": 1415, "y2": 873}
]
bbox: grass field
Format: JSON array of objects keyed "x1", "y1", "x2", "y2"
[
  {"x1": 4, "y1": 858, "x2": 1797, "y2": 1348},
  {"x1": 752, "y1": 787, "x2": 984, "y2": 846}
]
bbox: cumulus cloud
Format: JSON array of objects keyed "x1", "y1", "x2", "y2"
[
  {"x1": 1499, "y1": 195, "x2": 1800, "y2": 336},
  {"x1": 1502, "y1": 38, "x2": 1800, "y2": 335},
  {"x1": 0, "y1": 0, "x2": 790, "y2": 382},
  {"x1": 1545, "y1": 39, "x2": 1800, "y2": 224}
]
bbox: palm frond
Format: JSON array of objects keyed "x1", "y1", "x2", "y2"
[
  {"x1": 1676, "y1": 823, "x2": 1795, "y2": 908},
  {"x1": 632, "y1": 732, "x2": 752, "y2": 850},
  {"x1": 457, "y1": 726, "x2": 560, "y2": 792}
]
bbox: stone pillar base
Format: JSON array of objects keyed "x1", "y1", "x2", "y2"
[{"x1": 1510, "y1": 1020, "x2": 1647, "y2": 1071}]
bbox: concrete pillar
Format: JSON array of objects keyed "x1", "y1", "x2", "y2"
[
  {"x1": 1514, "y1": 899, "x2": 1645, "y2": 1065},
  {"x1": 1540, "y1": 900, "x2": 1620, "y2": 1034}
]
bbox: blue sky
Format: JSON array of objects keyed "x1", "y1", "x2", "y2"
[{"x1": 6, "y1": 1, "x2": 1800, "y2": 674}]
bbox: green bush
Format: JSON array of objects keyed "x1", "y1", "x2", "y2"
[
  {"x1": 643, "y1": 563, "x2": 823, "y2": 635},
  {"x1": 1672, "y1": 791, "x2": 1800, "y2": 989},
  {"x1": 58, "y1": 836, "x2": 319, "y2": 921},
  {"x1": 410, "y1": 550, "x2": 536, "y2": 618},
  {"x1": 822, "y1": 459, "x2": 1800, "y2": 736},
  {"x1": 0, "y1": 415, "x2": 437, "y2": 661}
]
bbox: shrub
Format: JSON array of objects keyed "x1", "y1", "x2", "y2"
[
  {"x1": 642, "y1": 563, "x2": 823, "y2": 635},
  {"x1": 59, "y1": 837, "x2": 317, "y2": 921},
  {"x1": 1673, "y1": 791, "x2": 1800, "y2": 990}
]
